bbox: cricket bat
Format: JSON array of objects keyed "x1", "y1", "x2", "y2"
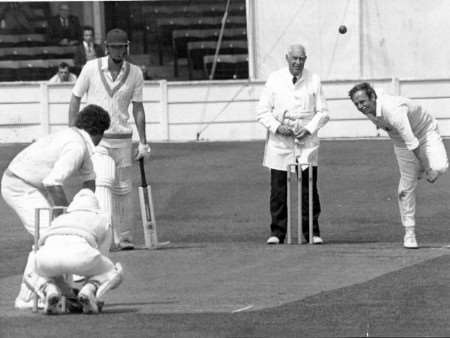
[{"x1": 138, "y1": 158, "x2": 169, "y2": 249}]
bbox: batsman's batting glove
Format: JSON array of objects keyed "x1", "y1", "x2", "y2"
[{"x1": 136, "y1": 142, "x2": 151, "y2": 160}]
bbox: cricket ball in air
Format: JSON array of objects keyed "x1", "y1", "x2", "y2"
[{"x1": 338, "y1": 25, "x2": 347, "y2": 34}]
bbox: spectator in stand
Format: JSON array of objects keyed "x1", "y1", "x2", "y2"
[
  {"x1": 48, "y1": 62, "x2": 77, "y2": 83},
  {"x1": 0, "y1": 2, "x2": 33, "y2": 33},
  {"x1": 47, "y1": 3, "x2": 81, "y2": 46},
  {"x1": 74, "y1": 26, "x2": 104, "y2": 75}
]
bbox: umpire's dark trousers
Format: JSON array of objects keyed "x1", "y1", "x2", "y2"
[{"x1": 270, "y1": 167, "x2": 321, "y2": 242}]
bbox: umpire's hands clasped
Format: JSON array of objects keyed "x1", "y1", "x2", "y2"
[{"x1": 135, "y1": 142, "x2": 151, "y2": 160}]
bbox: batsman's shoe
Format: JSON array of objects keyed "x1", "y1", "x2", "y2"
[
  {"x1": 266, "y1": 236, "x2": 280, "y2": 245},
  {"x1": 44, "y1": 283, "x2": 62, "y2": 315},
  {"x1": 403, "y1": 229, "x2": 418, "y2": 249},
  {"x1": 78, "y1": 282, "x2": 99, "y2": 314},
  {"x1": 118, "y1": 238, "x2": 135, "y2": 250},
  {"x1": 96, "y1": 263, "x2": 124, "y2": 299}
]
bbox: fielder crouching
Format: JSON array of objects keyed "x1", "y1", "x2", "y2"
[{"x1": 31, "y1": 189, "x2": 123, "y2": 314}]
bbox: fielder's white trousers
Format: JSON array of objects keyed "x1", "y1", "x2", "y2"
[
  {"x1": 394, "y1": 128, "x2": 448, "y2": 228},
  {"x1": 36, "y1": 235, "x2": 115, "y2": 284}
]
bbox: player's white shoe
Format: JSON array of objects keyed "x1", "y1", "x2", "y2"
[
  {"x1": 266, "y1": 236, "x2": 280, "y2": 245},
  {"x1": 44, "y1": 282, "x2": 61, "y2": 315},
  {"x1": 403, "y1": 228, "x2": 418, "y2": 249},
  {"x1": 312, "y1": 236, "x2": 324, "y2": 244},
  {"x1": 78, "y1": 282, "x2": 99, "y2": 314},
  {"x1": 15, "y1": 276, "x2": 45, "y2": 310},
  {"x1": 96, "y1": 263, "x2": 124, "y2": 299}
]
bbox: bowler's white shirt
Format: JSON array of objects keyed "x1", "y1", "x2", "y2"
[
  {"x1": 72, "y1": 56, "x2": 144, "y2": 136},
  {"x1": 375, "y1": 94, "x2": 437, "y2": 150},
  {"x1": 8, "y1": 128, "x2": 95, "y2": 188},
  {"x1": 256, "y1": 67, "x2": 329, "y2": 170}
]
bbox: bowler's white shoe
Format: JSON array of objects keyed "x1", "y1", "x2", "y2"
[
  {"x1": 78, "y1": 282, "x2": 99, "y2": 314},
  {"x1": 312, "y1": 236, "x2": 324, "y2": 244},
  {"x1": 44, "y1": 283, "x2": 61, "y2": 315},
  {"x1": 403, "y1": 229, "x2": 418, "y2": 249},
  {"x1": 266, "y1": 236, "x2": 280, "y2": 245}
]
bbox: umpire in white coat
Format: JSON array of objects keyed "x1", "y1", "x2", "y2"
[{"x1": 256, "y1": 44, "x2": 329, "y2": 244}]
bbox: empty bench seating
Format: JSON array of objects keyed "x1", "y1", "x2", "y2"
[
  {"x1": 203, "y1": 54, "x2": 248, "y2": 79},
  {"x1": 187, "y1": 39, "x2": 247, "y2": 79},
  {"x1": 172, "y1": 27, "x2": 247, "y2": 77},
  {"x1": 0, "y1": 46, "x2": 76, "y2": 60},
  {"x1": 0, "y1": 33, "x2": 47, "y2": 47}
]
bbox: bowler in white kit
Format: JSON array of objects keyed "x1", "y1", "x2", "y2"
[{"x1": 349, "y1": 82, "x2": 448, "y2": 248}]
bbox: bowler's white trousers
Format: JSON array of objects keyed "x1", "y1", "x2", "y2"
[{"x1": 394, "y1": 128, "x2": 448, "y2": 228}]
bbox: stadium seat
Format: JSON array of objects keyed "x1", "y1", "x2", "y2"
[
  {"x1": 187, "y1": 40, "x2": 247, "y2": 79},
  {"x1": 16, "y1": 59, "x2": 50, "y2": 81},
  {"x1": 203, "y1": 54, "x2": 248, "y2": 80},
  {"x1": 0, "y1": 45, "x2": 76, "y2": 61},
  {"x1": 172, "y1": 28, "x2": 247, "y2": 77},
  {"x1": 0, "y1": 60, "x2": 20, "y2": 82},
  {"x1": 156, "y1": 17, "x2": 222, "y2": 66}
]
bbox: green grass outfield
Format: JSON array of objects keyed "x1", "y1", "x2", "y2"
[{"x1": 1, "y1": 140, "x2": 449, "y2": 337}]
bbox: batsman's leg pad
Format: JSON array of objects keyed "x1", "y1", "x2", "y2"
[
  {"x1": 112, "y1": 166, "x2": 135, "y2": 241},
  {"x1": 92, "y1": 147, "x2": 115, "y2": 220}
]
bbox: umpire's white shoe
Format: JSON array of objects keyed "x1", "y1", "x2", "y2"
[
  {"x1": 312, "y1": 236, "x2": 324, "y2": 244},
  {"x1": 44, "y1": 283, "x2": 61, "y2": 315},
  {"x1": 403, "y1": 228, "x2": 418, "y2": 249},
  {"x1": 266, "y1": 236, "x2": 280, "y2": 245},
  {"x1": 78, "y1": 282, "x2": 99, "y2": 314}
]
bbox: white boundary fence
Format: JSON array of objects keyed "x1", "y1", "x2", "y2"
[{"x1": 0, "y1": 77, "x2": 450, "y2": 143}]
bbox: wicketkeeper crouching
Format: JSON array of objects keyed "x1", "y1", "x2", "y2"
[{"x1": 27, "y1": 189, "x2": 123, "y2": 314}]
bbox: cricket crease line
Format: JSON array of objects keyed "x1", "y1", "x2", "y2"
[{"x1": 232, "y1": 304, "x2": 254, "y2": 313}]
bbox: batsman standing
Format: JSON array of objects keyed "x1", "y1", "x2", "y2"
[
  {"x1": 256, "y1": 44, "x2": 330, "y2": 245},
  {"x1": 349, "y1": 82, "x2": 448, "y2": 248},
  {"x1": 69, "y1": 28, "x2": 151, "y2": 250}
]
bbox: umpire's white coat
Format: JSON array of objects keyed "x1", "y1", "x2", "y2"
[{"x1": 256, "y1": 68, "x2": 329, "y2": 171}]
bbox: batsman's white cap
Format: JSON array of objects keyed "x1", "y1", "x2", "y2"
[{"x1": 67, "y1": 188, "x2": 100, "y2": 213}]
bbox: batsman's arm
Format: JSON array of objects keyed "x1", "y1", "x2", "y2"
[
  {"x1": 133, "y1": 101, "x2": 152, "y2": 160},
  {"x1": 68, "y1": 94, "x2": 81, "y2": 126}
]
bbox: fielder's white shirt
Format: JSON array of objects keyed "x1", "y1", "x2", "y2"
[
  {"x1": 7, "y1": 128, "x2": 95, "y2": 188},
  {"x1": 256, "y1": 67, "x2": 329, "y2": 170},
  {"x1": 374, "y1": 94, "x2": 437, "y2": 150},
  {"x1": 40, "y1": 210, "x2": 109, "y2": 249},
  {"x1": 72, "y1": 56, "x2": 144, "y2": 139}
]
